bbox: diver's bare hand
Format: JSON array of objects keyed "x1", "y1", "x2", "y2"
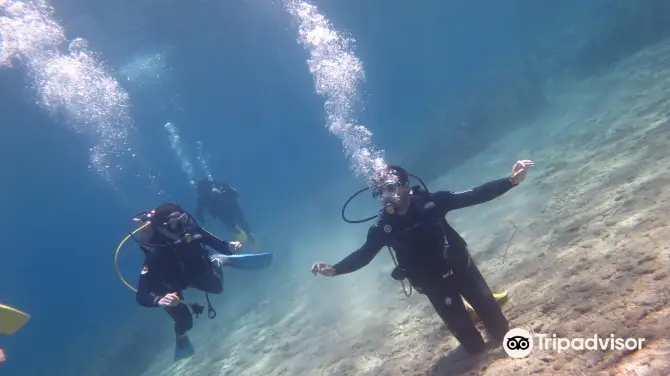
[
  {"x1": 510, "y1": 159, "x2": 534, "y2": 185},
  {"x1": 158, "y1": 293, "x2": 180, "y2": 307},
  {"x1": 311, "y1": 262, "x2": 336, "y2": 277},
  {"x1": 228, "y1": 241, "x2": 242, "y2": 253},
  {"x1": 0, "y1": 348, "x2": 6, "y2": 366}
]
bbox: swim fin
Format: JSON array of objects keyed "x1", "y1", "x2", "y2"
[
  {"x1": 234, "y1": 228, "x2": 248, "y2": 243},
  {"x1": 216, "y1": 253, "x2": 273, "y2": 270},
  {"x1": 464, "y1": 290, "x2": 509, "y2": 323},
  {"x1": 173, "y1": 335, "x2": 195, "y2": 362},
  {"x1": 234, "y1": 228, "x2": 259, "y2": 250},
  {"x1": 0, "y1": 304, "x2": 30, "y2": 335}
]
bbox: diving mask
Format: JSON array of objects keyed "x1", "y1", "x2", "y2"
[
  {"x1": 163, "y1": 211, "x2": 191, "y2": 234},
  {"x1": 372, "y1": 181, "x2": 403, "y2": 214},
  {"x1": 130, "y1": 205, "x2": 199, "y2": 247},
  {"x1": 372, "y1": 181, "x2": 402, "y2": 201}
]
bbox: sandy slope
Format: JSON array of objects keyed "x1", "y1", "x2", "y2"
[{"x1": 145, "y1": 40, "x2": 670, "y2": 376}]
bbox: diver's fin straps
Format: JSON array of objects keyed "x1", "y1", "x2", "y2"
[{"x1": 205, "y1": 292, "x2": 216, "y2": 319}]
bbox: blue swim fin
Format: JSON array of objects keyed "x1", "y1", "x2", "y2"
[
  {"x1": 174, "y1": 335, "x2": 195, "y2": 362},
  {"x1": 217, "y1": 253, "x2": 273, "y2": 270}
]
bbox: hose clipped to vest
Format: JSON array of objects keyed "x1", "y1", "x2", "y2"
[
  {"x1": 387, "y1": 246, "x2": 412, "y2": 297},
  {"x1": 114, "y1": 222, "x2": 152, "y2": 293}
]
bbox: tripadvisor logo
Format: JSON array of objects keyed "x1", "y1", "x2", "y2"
[
  {"x1": 503, "y1": 328, "x2": 533, "y2": 358},
  {"x1": 503, "y1": 328, "x2": 646, "y2": 359}
]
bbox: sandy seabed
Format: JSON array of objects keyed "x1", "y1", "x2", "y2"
[{"x1": 144, "y1": 40, "x2": 670, "y2": 376}]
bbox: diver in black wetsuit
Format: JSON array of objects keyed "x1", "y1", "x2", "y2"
[
  {"x1": 311, "y1": 160, "x2": 534, "y2": 354},
  {"x1": 195, "y1": 179, "x2": 256, "y2": 245},
  {"x1": 135, "y1": 203, "x2": 242, "y2": 361}
]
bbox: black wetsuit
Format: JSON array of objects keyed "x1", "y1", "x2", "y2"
[
  {"x1": 195, "y1": 180, "x2": 252, "y2": 236},
  {"x1": 332, "y1": 177, "x2": 517, "y2": 353},
  {"x1": 136, "y1": 226, "x2": 232, "y2": 336}
]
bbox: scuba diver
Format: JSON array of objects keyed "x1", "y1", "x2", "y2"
[
  {"x1": 134, "y1": 203, "x2": 242, "y2": 361},
  {"x1": 195, "y1": 179, "x2": 257, "y2": 246},
  {"x1": 311, "y1": 160, "x2": 534, "y2": 354}
]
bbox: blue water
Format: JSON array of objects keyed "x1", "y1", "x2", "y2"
[{"x1": 0, "y1": 0, "x2": 665, "y2": 375}]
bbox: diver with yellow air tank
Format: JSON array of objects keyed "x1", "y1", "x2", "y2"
[{"x1": 195, "y1": 179, "x2": 258, "y2": 248}]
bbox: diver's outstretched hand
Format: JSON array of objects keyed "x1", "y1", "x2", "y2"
[
  {"x1": 0, "y1": 348, "x2": 6, "y2": 366},
  {"x1": 510, "y1": 159, "x2": 534, "y2": 185},
  {"x1": 228, "y1": 241, "x2": 243, "y2": 253},
  {"x1": 311, "y1": 262, "x2": 336, "y2": 277}
]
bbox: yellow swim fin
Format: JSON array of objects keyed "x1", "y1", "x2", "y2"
[
  {"x1": 234, "y1": 227, "x2": 259, "y2": 251},
  {"x1": 0, "y1": 304, "x2": 30, "y2": 335},
  {"x1": 234, "y1": 227, "x2": 248, "y2": 243},
  {"x1": 463, "y1": 290, "x2": 509, "y2": 324}
]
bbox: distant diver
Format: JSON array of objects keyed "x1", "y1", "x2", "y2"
[
  {"x1": 312, "y1": 160, "x2": 534, "y2": 354},
  {"x1": 195, "y1": 179, "x2": 257, "y2": 247},
  {"x1": 132, "y1": 203, "x2": 242, "y2": 361}
]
